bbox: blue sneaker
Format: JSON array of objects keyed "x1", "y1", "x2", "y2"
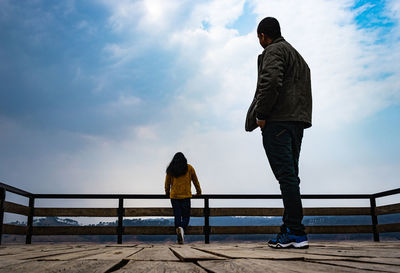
[{"x1": 268, "y1": 232, "x2": 309, "y2": 249}]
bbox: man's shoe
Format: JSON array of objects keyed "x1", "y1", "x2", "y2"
[
  {"x1": 268, "y1": 232, "x2": 309, "y2": 249},
  {"x1": 176, "y1": 227, "x2": 184, "y2": 244}
]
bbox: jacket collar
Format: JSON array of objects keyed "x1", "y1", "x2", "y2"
[
  {"x1": 261, "y1": 36, "x2": 285, "y2": 53},
  {"x1": 258, "y1": 36, "x2": 285, "y2": 68}
]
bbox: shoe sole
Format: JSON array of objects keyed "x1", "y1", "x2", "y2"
[{"x1": 268, "y1": 241, "x2": 309, "y2": 249}]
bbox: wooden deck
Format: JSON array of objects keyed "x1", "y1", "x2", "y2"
[{"x1": 1, "y1": 241, "x2": 399, "y2": 272}]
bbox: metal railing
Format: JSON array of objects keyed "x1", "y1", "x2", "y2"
[{"x1": 1, "y1": 182, "x2": 399, "y2": 244}]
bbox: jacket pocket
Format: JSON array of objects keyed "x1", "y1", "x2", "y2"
[{"x1": 245, "y1": 97, "x2": 258, "y2": 132}]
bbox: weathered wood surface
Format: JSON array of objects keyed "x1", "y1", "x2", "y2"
[
  {"x1": 118, "y1": 261, "x2": 207, "y2": 273},
  {"x1": 376, "y1": 202, "x2": 400, "y2": 215},
  {"x1": 81, "y1": 247, "x2": 142, "y2": 260},
  {"x1": 0, "y1": 241, "x2": 399, "y2": 272},
  {"x1": 128, "y1": 246, "x2": 179, "y2": 261},
  {"x1": 170, "y1": 245, "x2": 226, "y2": 261},
  {"x1": 378, "y1": 222, "x2": 400, "y2": 232},
  {"x1": 2, "y1": 224, "x2": 27, "y2": 235},
  {"x1": 34, "y1": 208, "x2": 119, "y2": 217},
  {"x1": 210, "y1": 207, "x2": 371, "y2": 216},
  {"x1": 27, "y1": 206, "x2": 380, "y2": 217},
  {"x1": 3, "y1": 201, "x2": 30, "y2": 216}
]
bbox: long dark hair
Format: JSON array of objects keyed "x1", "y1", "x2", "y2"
[{"x1": 166, "y1": 152, "x2": 188, "y2": 178}]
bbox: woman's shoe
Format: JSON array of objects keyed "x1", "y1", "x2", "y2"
[{"x1": 176, "y1": 227, "x2": 184, "y2": 244}]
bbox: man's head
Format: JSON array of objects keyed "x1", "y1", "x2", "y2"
[{"x1": 257, "y1": 17, "x2": 281, "y2": 48}]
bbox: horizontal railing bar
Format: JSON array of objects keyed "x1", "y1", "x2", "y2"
[
  {"x1": 125, "y1": 208, "x2": 203, "y2": 217},
  {"x1": 31, "y1": 207, "x2": 373, "y2": 217},
  {"x1": 34, "y1": 208, "x2": 119, "y2": 217},
  {"x1": 0, "y1": 182, "x2": 398, "y2": 200},
  {"x1": 376, "y1": 203, "x2": 400, "y2": 215},
  {"x1": 124, "y1": 226, "x2": 203, "y2": 235},
  {"x1": 0, "y1": 182, "x2": 32, "y2": 197},
  {"x1": 29, "y1": 226, "x2": 203, "y2": 236},
  {"x1": 373, "y1": 188, "x2": 400, "y2": 198},
  {"x1": 4, "y1": 201, "x2": 30, "y2": 216},
  {"x1": 32, "y1": 193, "x2": 374, "y2": 199},
  {"x1": 33, "y1": 226, "x2": 117, "y2": 235},
  {"x1": 211, "y1": 207, "x2": 371, "y2": 216},
  {"x1": 33, "y1": 194, "x2": 169, "y2": 199},
  {"x1": 211, "y1": 225, "x2": 373, "y2": 234},
  {"x1": 12, "y1": 225, "x2": 377, "y2": 236},
  {"x1": 377, "y1": 223, "x2": 400, "y2": 233},
  {"x1": 2, "y1": 224, "x2": 27, "y2": 235}
]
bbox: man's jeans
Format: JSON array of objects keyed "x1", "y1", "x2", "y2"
[
  {"x1": 262, "y1": 121, "x2": 306, "y2": 235},
  {"x1": 171, "y1": 198, "x2": 191, "y2": 231}
]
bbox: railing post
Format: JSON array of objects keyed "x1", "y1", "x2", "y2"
[
  {"x1": 0, "y1": 187, "x2": 5, "y2": 245},
  {"x1": 204, "y1": 197, "x2": 210, "y2": 244},
  {"x1": 26, "y1": 196, "x2": 35, "y2": 244},
  {"x1": 370, "y1": 197, "x2": 379, "y2": 242},
  {"x1": 117, "y1": 198, "x2": 124, "y2": 244}
]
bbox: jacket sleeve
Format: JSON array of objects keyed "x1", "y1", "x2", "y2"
[
  {"x1": 255, "y1": 46, "x2": 285, "y2": 120},
  {"x1": 190, "y1": 167, "x2": 202, "y2": 195},
  {"x1": 165, "y1": 174, "x2": 172, "y2": 195}
]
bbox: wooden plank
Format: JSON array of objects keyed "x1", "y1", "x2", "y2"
[
  {"x1": 33, "y1": 226, "x2": 117, "y2": 235},
  {"x1": 81, "y1": 247, "x2": 142, "y2": 260},
  {"x1": 0, "y1": 260, "x2": 30, "y2": 268},
  {"x1": 378, "y1": 223, "x2": 400, "y2": 233},
  {"x1": 303, "y1": 207, "x2": 370, "y2": 216},
  {"x1": 198, "y1": 259, "x2": 362, "y2": 273},
  {"x1": 279, "y1": 247, "x2": 400, "y2": 258},
  {"x1": 170, "y1": 246, "x2": 225, "y2": 262},
  {"x1": 47, "y1": 260, "x2": 121, "y2": 273},
  {"x1": 195, "y1": 245, "x2": 355, "y2": 261},
  {"x1": 3, "y1": 201, "x2": 30, "y2": 216},
  {"x1": 125, "y1": 207, "x2": 203, "y2": 217},
  {"x1": 0, "y1": 260, "x2": 119, "y2": 273},
  {"x1": 193, "y1": 246, "x2": 306, "y2": 260},
  {"x1": 210, "y1": 208, "x2": 283, "y2": 216},
  {"x1": 117, "y1": 261, "x2": 207, "y2": 273},
  {"x1": 128, "y1": 246, "x2": 179, "y2": 261},
  {"x1": 0, "y1": 246, "x2": 99, "y2": 260},
  {"x1": 34, "y1": 208, "x2": 118, "y2": 217},
  {"x1": 2, "y1": 224, "x2": 27, "y2": 235},
  {"x1": 306, "y1": 225, "x2": 373, "y2": 234},
  {"x1": 124, "y1": 225, "x2": 203, "y2": 235},
  {"x1": 211, "y1": 225, "x2": 373, "y2": 234},
  {"x1": 0, "y1": 261, "x2": 66, "y2": 273},
  {"x1": 312, "y1": 260, "x2": 400, "y2": 273},
  {"x1": 211, "y1": 226, "x2": 280, "y2": 234},
  {"x1": 210, "y1": 207, "x2": 370, "y2": 216},
  {"x1": 356, "y1": 257, "x2": 400, "y2": 266},
  {"x1": 0, "y1": 245, "x2": 75, "y2": 256},
  {"x1": 39, "y1": 247, "x2": 108, "y2": 261},
  {"x1": 376, "y1": 203, "x2": 400, "y2": 215}
]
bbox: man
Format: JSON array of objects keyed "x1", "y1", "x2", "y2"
[{"x1": 246, "y1": 17, "x2": 312, "y2": 249}]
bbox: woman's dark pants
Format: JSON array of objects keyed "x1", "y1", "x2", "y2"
[
  {"x1": 171, "y1": 198, "x2": 191, "y2": 231},
  {"x1": 262, "y1": 121, "x2": 306, "y2": 235}
]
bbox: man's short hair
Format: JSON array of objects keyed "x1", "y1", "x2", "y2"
[{"x1": 257, "y1": 17, "x2": 281, "y2": 40}]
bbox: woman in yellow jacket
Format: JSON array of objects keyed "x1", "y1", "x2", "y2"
[{"x1": 165, "y1": 152, "x2": 202, "y2": 244}]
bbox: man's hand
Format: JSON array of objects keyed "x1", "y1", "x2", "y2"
[{"x1": 256, "y1": 119, "x2": 266, "y2": 129}]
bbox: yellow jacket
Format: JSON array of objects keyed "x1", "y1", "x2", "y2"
[{"x1": 165, "y1": 164, "x2": 202, "y2": 199}]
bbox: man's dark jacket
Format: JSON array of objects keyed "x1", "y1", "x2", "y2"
[{"x1": 245, "y1": 37, "x2": 312, "y2": 131}]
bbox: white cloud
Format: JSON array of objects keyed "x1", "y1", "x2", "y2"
[
  {"x1": 2, "y1": 0, "x2": 400, "y2": 203},
  {"x1": 95, "y1": 0, "x2": 400, "y2": 195}
]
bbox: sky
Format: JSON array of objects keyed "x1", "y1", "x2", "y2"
[{"x1": 1, "y1": 0, "x2": 400, "y2": 213}]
